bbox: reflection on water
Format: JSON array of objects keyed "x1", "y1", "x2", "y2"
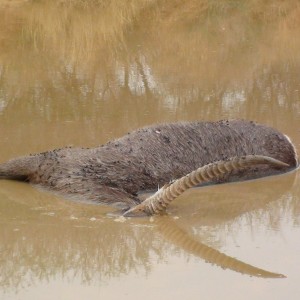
[
  {"x1": 1, "y1": 1, "x2": 300, "y2": 299},
  {"x1": 0, "y1": 167, "x2": 299, "y2": 299},
  {"x1": 0, "y1": 0, "x2": 300, "y2": 157}
]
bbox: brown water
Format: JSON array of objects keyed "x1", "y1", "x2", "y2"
[{"x1": 0, "y1": 1, "x2": 300, "y2": 299}]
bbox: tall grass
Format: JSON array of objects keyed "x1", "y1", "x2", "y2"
[
  {"x1": 0, "y1": 0, "x2": 300, "y2": 128},
  {"x1": 1, "y1": 0, "x2": 299, "y2": 78}
]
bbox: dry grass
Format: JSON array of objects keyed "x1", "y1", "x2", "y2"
[
  {"x1": 1, "y1": 0, "x2": 299, "y2": 72},
  {"x1": 22, "y1": 0, "x2": 156, "y2": 65},
  {"x1": 0, "y1": 0, "x2": 300, "y2": 125}
]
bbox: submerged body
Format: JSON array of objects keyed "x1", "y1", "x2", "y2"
[{"x1": 0, "y1": 120, "x2": 297, "y2": 210}]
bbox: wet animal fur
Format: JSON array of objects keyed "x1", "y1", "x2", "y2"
[{"x1": 0, "y1": 120, "x2": 297, "y2": 210}]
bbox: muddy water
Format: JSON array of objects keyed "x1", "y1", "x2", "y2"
[{"x1": 0, "y1": 1, "x2": 300, "y2": 299}]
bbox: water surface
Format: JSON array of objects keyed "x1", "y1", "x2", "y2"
[{"x1": 0, "y1": 1, "x2": 300, "y2": 299}]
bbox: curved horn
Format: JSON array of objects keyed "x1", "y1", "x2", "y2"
[
  {"x1": 156, "y1": 217, "x2": 285, "y2": 278},
  {"x1": 123, "y1": 155, "x2": 289, "y2": 217}
]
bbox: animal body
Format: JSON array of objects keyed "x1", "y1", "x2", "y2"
[{"x1": 0, "y1": 120, "x2": 297, "y2": 214}]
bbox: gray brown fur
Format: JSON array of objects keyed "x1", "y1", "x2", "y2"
[{"x1": 0, "y1": 120, "x2": 297, "y2": 210}]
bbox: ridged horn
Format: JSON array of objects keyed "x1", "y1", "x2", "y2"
[
  {"x1": 123, "y1": 155, "x2": 289, "y2": 217},
  {"x1": 156, "y1": 217, "x2": 285, "y2": 278}
]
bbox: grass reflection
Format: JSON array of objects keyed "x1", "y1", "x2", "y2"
[
  {"x1": 0, "y1": 0, "x2": 300, "y2": 108},
  {"x1": 0, "y1": 0, "x2": 299, "y2": 156}
]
